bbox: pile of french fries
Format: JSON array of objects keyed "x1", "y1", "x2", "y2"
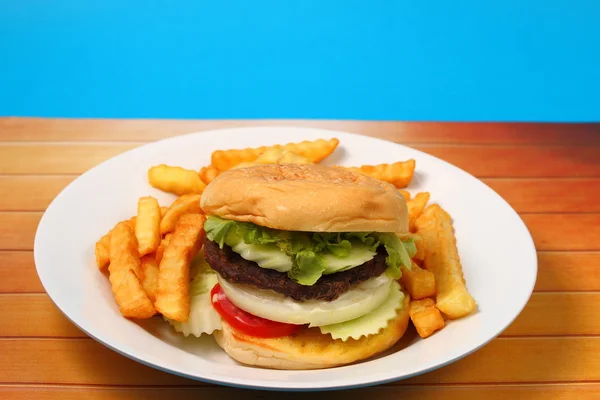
[
  {"x1": 148, "y1": 138, "x2": 417, "y2": 190},
  {"x1": 95, "y1": 194, "x2": 206, "y2": 321},
  {"x1": 96, "y1": 136, "x2": 475, "y2": 341},
  {"x1": 399, "y1": 191, "x2": 477, "y2": 338}
]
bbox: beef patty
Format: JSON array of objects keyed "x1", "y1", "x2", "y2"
[{"x1": 203, "y1": 237, "x2": 388, "y2": 302}]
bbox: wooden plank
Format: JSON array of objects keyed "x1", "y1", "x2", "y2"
[
  {"x1": 0, "y1": 295, "x2": 84, "y2": 337},
  {"x1": 483, "y1": 178, "x2": 600, "y2": 213},
  {"x1": 1, "y1": 251, "x2": 598, "y2": 295},
  {"x1": 503, "y1": 293, "x2": 600, "y2": 336},
  {"x1": 5, "y1": 212, "x2": 598, "y2": 252},
  {"x1": 0, "y1": 337, "x2": 598, "y2": 385},
  {"x1": 1, "y1": 144, "x2": 600, "y2": 178},
  {"x1": 535, "y1": 252, "x2": 600, "y2": 292},
  {"x1": 0, "y1": 294, "x2": 83, "y2": 337},
  {"x1": 415, "y1": 145, "x2": 600, "y2": 178},
  {"x1": 2, "y1": 118, "x2": 600, "y2": 144},
  {"x1": 0, "y1": 251, "x2": 43, "y2": 293},
  {"x1": 0, "y1": 339, "x2": 193, "y2": 385},
  {"x1": 2, "y1": 292, "x2": 599, "y2": 338},
  {"x1": 3, "y1": 175, "x2": 599, "y2": 214},
  {"x1": 0, "y1": 144, "x2": 137, "y2": 174},
  {"x1": 1, "y1": 384, "x2": 599, "y2": 400},
  {"x1": 404, "y1": 337, "x2": 600, "y2": 384},
  {"x1": 0, "y1": 213, "x2": 40, "y2": 250},
  {"x1": 0, "y1": 176, "x2": 74, "y2": 211},
  {"x1": 522, "y1": 214, "x2": 600, "y2": 251}
]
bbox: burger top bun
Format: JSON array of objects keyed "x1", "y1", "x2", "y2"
[
  {"x1": 200, "y1": 163, "x2": 409, "y2": 233},
  {"x1": 213, "y1": 293, "x2": 410, "y2": 370}
]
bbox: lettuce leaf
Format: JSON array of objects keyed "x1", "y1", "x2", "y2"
[
  {"x1": 318, "y1": 281, "x2": 405, "y2": 341},
  {"x1": 377, "y1": 233, "x2": 413, "y2": 279},
  {"x1": 322, "y1": 231, "x2": 415, "y2": 279},
  {"x1": 189, "y1": 251, "x2": 219, "y2": 296},
  {"x1": 291, "y1": 249, "x2": 327, "y2": 285},
  {"x1": 322, "y1": 243, "x2": 377, "y2": 274},
  {"x1": 204, "y1": 216, "x2": 413, "y2": 286},
  {"x1": 402, "y1": 237, "x2": 417, "y2": 259},
  {"x1": 203, "y1": 216, "x2": 236, "y2": 248},
  {"x1": 204, "y1": 215, "x2": 288, "y2": 248}
]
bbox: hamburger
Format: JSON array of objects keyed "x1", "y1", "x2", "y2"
[{"x1": 199, "y1": 163, "x2": 415, "y2": 369}]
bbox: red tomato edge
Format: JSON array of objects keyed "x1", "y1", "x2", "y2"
[{"x1": 210, "y1": 283, "x2": 303, "y2": 338}]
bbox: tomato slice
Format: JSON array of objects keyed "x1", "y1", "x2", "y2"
[{"x1": 210, "y1": 283, "x2": 302, "y2": 338}]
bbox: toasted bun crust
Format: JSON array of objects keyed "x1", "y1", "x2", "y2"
[
  {"x1": 200, "y1": 164, "x2": 408, "y2": 233},
  {"x1": 213, "y1": 293, "x2": 410, "y2": 370}
]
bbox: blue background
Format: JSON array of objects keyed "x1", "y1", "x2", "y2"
[{"x1": 1, "y1": 1, "x2": 598, "y2": 121}]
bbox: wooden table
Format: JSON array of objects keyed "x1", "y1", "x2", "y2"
[{"x1": 1, "y1": 118, "x2": 599, "y2": 399}]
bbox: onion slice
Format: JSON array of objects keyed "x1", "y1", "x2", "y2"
[{"x1": 217, "y1": 273, "x2": 393, "y2": 327}]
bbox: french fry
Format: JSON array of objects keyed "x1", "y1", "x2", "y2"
[
  {"x1": 108, "y1": 222, "x2": 155, "y2": 319},
  {"x1": 109, "y1": 221, "x2": 142, "y2": 281},
  {"x1": 401, "y1": 261, "x2": 436, "y2": 300},
  {"x1": 211, "y1": 138, "x2": 339, "y2": 171},
  {"x1": 233, "y1": 148, "x2": 314, "y2": 169},
  {"x1": 148, "y1": 164, "x2": 206, "y2": 196},
  {"x1": 280, "y1": 139, "x2": 339, "y2": 163},
  {"x1": 160, "y1": 194, "x2": 202, "y2": 235},
  {"x1": 232, "y1": 161, "x2": 259, "y2": 169},
  {"x1": 155, "y1": 214, "x2": 207, "y2": 322},
  {"x1": 409, "y1": 298, "x2": 445, "y2": 338},
  {"x1": 95, "y1": 215, "x2": 136, "y2": 270},
  {"x1": 408, "y1": 192, "x2": 430, "y2": 232},
  {"x1": 415, "y1": 204, "x2": 476, "y2": 319},
  {"x1": 211, "y1": 146, "x2": 270, "y2": 170},
  {"x1": 140, "y1": 255, "x2": 160, "y2": 303},
  {"x1": 95, "y1": 232, "x2": 111, "y2": 270},
  {"x1": 199, "y1": 165, "x2": 220, "y2": 185},
  {"x1": 277, "y1": 149, "x2": 314, "y2": 164},
  {"x1": 231, "y1": 148, "x2": 282, "y2": 168},
  {"x1": 339, "y1": 159, "x2": 416, "y2": 188},
  {"x1": 254, "y1": 148, "x2": 313, "y2": 165},
  {"x1": 398, "y1": 189, "x2": 411, "y2": 201},
  {"x1": 412, "y1": 233, "x2": 425, "y2": 261},
  {"x1": 156, "y1": 233, "x2": 172, "y2": 264},
  {"x1": 161, "y1": 206, "x2": 168, "y2": 217},
  {"x1": 127, "y1": 216, "x2": 137, "y2": 229},
  {"x1": 135, "y1": 196, "x2": 161, "y2": 256}
]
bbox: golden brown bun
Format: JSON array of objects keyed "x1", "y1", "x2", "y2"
[
  {"x1": 201, "y1": 164, "x2": 408, "y2": 233},
  {"x1": 213, "y1": 293, "x2": 410, "y2": 370}
]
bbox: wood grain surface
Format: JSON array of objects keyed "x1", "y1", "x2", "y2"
[{"x1": 1, "y1": 118, "x2": 598, "y2": 399}]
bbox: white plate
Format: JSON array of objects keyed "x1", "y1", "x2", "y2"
[{"x1": 34, "y1": 127, "x2": 537, "y2": 391}]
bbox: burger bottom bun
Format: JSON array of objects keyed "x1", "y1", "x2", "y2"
[{"x1": 213, "y1": 292, "x2": 410, "y2": 370}]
